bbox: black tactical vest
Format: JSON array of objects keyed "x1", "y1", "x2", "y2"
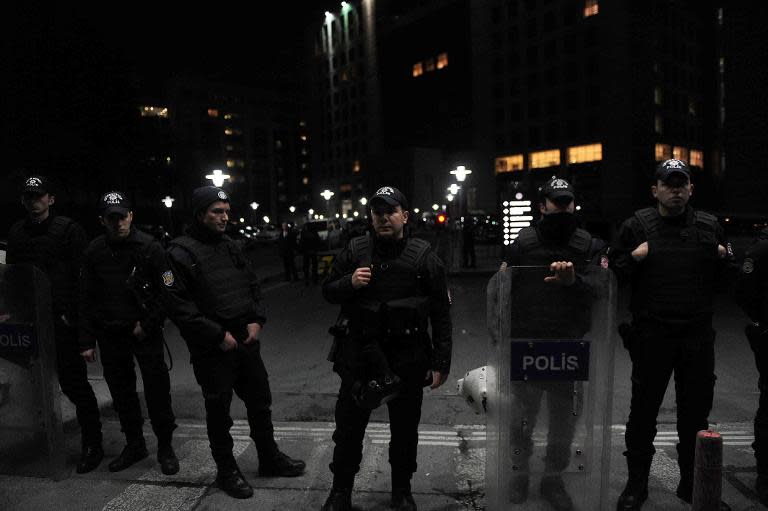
[
  {"x1": 632, "y1": 207, "x2": 719, "y2": 318},
  {"x1": 511, "y1": 226, "x2": 594, "y2": 338},
  {"x1": 170, "y1": 235, "x2": 256, "y2": 324},
  {"x1": 7, "y1": 216, "x2": 76, "y2": 313}
]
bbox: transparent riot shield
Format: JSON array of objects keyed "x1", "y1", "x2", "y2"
[
  {"x1": 486, "y1": 265, "x2": 617, "y2": 510},
  {"x1": 0, "y1": 264, "x2": 65, "y2": 479}
]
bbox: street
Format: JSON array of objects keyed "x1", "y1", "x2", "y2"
[{"x1": 1, "y1": 271, "x2": 767, "y2": 510}]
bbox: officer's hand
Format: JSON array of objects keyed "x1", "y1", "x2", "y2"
[
  {"x1": 631, "y1": 242, "x2": 649, "y2": 262},
  {"x1": 428, "y1": 370, "x2": 447, "y2": 389},
  {"x1": 244, "y1": 323, "x2": 262, "y2": 345},
  {"x1": 219, "y1": 331, "x2": 238, "y2": 352},
  {"x1": 81, "y1": 349, "x2": 96, "y2": 363},
  {"x1": 499, "y1": 262, "x2": 508, "y2": 272},
  {"x1": 351, "y1": 267, "x2": 372, "y2": 289},
  {"x1": 718, "y1": 244, "x2": 727, "y2": 258},
  {"x1": 544, "y1": 261, "x2": 576, "y2": 286},
  {"x1": 133, "y1": 321, "x2": 147, "y2": 341}
]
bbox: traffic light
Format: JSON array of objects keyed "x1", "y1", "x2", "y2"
[{"x1": 436, "y1": 213, "x2": 447, "y2": 225}]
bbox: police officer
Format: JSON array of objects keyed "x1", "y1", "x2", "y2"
[
  {"x1": 320, "y1": 186, "x2": 452, "y2": 511},
  {"x1": 6, "y1": 175, "x2": 103, "y2": 473},
  {"x1": 611, "y1": 159, "x2": 732, "y2": 511},
  {"x1": 162, "y1": 186, "x2": 305, "y2": 499},
  {"x1": 79, "y1": 191, "x2": 178, "y2": 474},
  {"x1": 734, "y1": 228, "x2": 768, "y2": 505},
  {"x1": 503, "y1": 176, "x2": 606, "y2": 511}
]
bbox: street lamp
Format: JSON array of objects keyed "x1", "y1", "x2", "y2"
[
  {"x1": 289, "y1": 205, "x2": 296, "y2": 213},
  {"x1": 446, "y1": 194, "x2": 454, "y2": 202},
  {"x1": 205, "y1": 169, "x2": 230, "y2": 187},
  {"x1": 162, "y1": 196, "x2": 174, "y2": 208},
  {"x1": 359, "y1": 197, "x2": 368, "y2": 206},
  {"x1": 263, "y1": 215, "x2": 270, "y2": 224},
  {"x1": 250, "y1": 202, "x2": 259, "y2": 211},
  {"x1": 447, "y1": 183, "x2": 461, "y2": 195},
  {"x1": 321, "y1": 189, "x2": 335, "y2": 201},
  {"x1": 432, "y1": 204, "x2": 439, "y2": 211},
  {"x1": 450, "y1": 165, "x2": 472, "y2": 182}
]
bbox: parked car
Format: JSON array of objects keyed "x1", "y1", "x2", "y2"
[{"x1": 253, "y1": 224, "x2": 281, "y2": 242}]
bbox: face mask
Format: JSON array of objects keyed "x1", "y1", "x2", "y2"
[{"x1": 538, "y1": 211, "x2": 579, "y2": 240}]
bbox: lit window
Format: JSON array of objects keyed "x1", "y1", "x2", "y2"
[
  {"x1": 655, "y1": 114, "x2": 663, "y2": 134},
  {"x1": 299, "y1": 120, "x2": 307, "y2": 127},
  {"x1": 224, "y1": 127, "x2": 242, "y2": 136},
  {"x1": 437, "y1": 52, "x2": 449, "y2": 70},
  {"x1": 567, "y1": 143, "x2": 602, "y2": 164},
  {"x1": 425, "y1": 58, "x2": 436, "y2": 72},
  {"x1": 302, "y1": 176, "x2": 310, "y2": 185},
  {"x1": 495, "y1": 154, "x2": 524, "y2": 174},
  {"x1": 353, "y1": 160, "x2": 361, "y2": 173},
  {"x1": 584, "y1": 0, "x2": 599, "y2": 17},
  {"x1": 529, "y1": 149, "x2": 561, "y2": 169},
  {"x1": 139, "y1": 106, "x2": 169, "y2": 118},
  {"x1": 690, "y1": 150, "x2": 703, "y2": 167},
  {"x1": 300, "y1": 135, "x2": 308, "y2": 141},
  {"x1": 655, "y1": 144, "x2": 672, "y2": 161},
  {"x1": 673, "y1": 146, "x2": 689, "y2": 163},
  {"x1": 208, "y1": 108, "x2": 219, "y2": 118},
  {"x1": 226, "y1": 160, "x2": 235, "y2": 168},
  {"x1": 412, "y1": 62, "x2": 423, "y2": 77},
  {"x1": 654, "y1": 87, "x2": 663, "y2": 105}
]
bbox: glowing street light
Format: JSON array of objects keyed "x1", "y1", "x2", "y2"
[
  {"x1": 321, "y1": 189, "x2": 335, "y2": 201},
  {"x1": 450, "y1": 165, "x2": 472, "y2": 182},
  {"x1": 250, "y1": 202, "x2": 259, "y2": 211},
  {"x1": 446, "y1": 194, "x2": 454, "y2": 202},
  {"x1": 413, "y1": 208, "x2": 420, "y2": 214},
  {"x1": 308, "y1": 208, "x2": 315, "y2": 216},
  {"x1": 263, "y1": 216, "x2": 270, "y2": 224},
  {"x1": 432, "y1": 204, "x2": 439, "y2": 211},
  {"x1": 447, "y1": 183, "x2": 461, "y2": 195},
  {"x1": 239, "y1": 217, "x2": 245, "y2": 223},
  {"x1": 359, "y1": 197, "x2": 368, "y2": 206},
  {"x1": 205, "y1": 169, "x2": 230, "y2": 187},
  {"x1": 161, "y1": 196, "x2": 174, "y2": 208},
  {"x1": 289, "y1": 205, "x2": 296, "y2": 213}
]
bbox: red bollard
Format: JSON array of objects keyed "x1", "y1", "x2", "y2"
[{"x1": 692, "y1": 430, "x2": 723, "y2": 511}]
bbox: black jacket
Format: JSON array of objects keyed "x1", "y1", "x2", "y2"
[
  {"x1": 6, "y1": 214, "x2": 87, "y2": 321},
  {"x1": 322, "y1": 235, "x2": 452, "y2": 374},
  {"x1": 79, "y1": 228, "x2": 169, "y2": 350},
  {"x1": 734, "y1": 228, "x2": 768, "y2": 323},
  {"x1": 162, "y1": 224, "x2": 266, "y2": 357}
]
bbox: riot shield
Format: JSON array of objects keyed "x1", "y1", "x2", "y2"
[
  {"x1": 0, "y1": 264, "x2": 65, "y2": 479},
  {"x1": 486, "y1": 265, "x2": 617, "y2": 510}
]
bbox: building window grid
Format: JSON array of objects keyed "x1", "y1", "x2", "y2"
[
  {"x1": 495, "y1": 154, "x2": 525, "y2": 174},
  {"x1": 689, "y1": 149, "x2": 703, "y2": 167},
  {"x1": 673, "y1": 146, "x2": 689, "y2": 163},
  {"x1": 567, "y1": 143, "x2": 602, "y2": 164},
  {"x1": 655, "y1": 144, "x2": 672, "y2": 161},
  {"x1": 529, "y1": 149, "x2": 561, "y2": 169}
]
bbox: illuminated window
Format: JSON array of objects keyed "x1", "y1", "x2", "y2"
[
  {"x1": 207, "y1": 108, "x2": 219, "y2": 118},
  {"x1": 300, "y1": 135, "x2": 308, "y2": 141},
  {"x1": 223, "y1": 113, "x2": 239, "y2": 120},
  {"x1": 567, "y1": 144, "x2": 602, "y2": 164},
  {"x1": 139, "y1": 106, "x2": 169, "y2": 118},
  {"x1": 226, "y1": 159, "x2": 235, "y2": 168},
  {"x1": 437, "y1": 52, "x2": 449, "y2": 70},
  {"x1": 655, "y1": 144, "x2": 672, "y2": 161},
  {"x1": 412, "y1": 62, "x2": 423, "y2": 77},
  {"x1": 353, "y1": 160, "x2": 361, "y2": 173},
  {"x1": 673, "y1": 146, "x2": 689, "y2": 163},
  {"x1": 299, "y1": 120, "x2": 307, "y2": 127},
  {"x1": 689, "y1": 150, "x2": 703, "y2": 167},
  {"x1": 302, "y1": 176, "x2": 310, "y2": 185},
  {"x1": 224, "y1": 127, "x2": 243, "y2": 136},
  {"x1": 529, "y1": 149, "x2": 561, "y2": 169},
  {"x1": 340, "y1": 184, "x2": 352, "y2": 192},
  {"x1": 425, "y1": 58, "x2": 436, "y2": 72},
  {"x1": 584, "y1": 0, "x2": 599, "y2": 17},
  {"x1": 654, "y1": 87, "x2": 663, "y2": 105},
  {"x1": 688, "y1": 98, "x2": 697, "y2": 116},
  {"x1": 655, "y1": 115, "x2": 663, "y2": 134},
  {"x1": 495, "y1": 154, "x2": 524, "y2": 174}
]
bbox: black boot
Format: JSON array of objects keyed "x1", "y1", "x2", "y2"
[
  {"x1": 108, "y1": 440, "x2": 149, "y2": 472},
  {"x1": 616, "y1": 456, "x2": 651, "y2": 511},
  {"x1": 320, "y1": 487, "x2": 352, "y2": 511},
  {"x1": 215, "y1": 461, "x2": 253, "y2": 499},
  {"x1": 157, "y1": 441, "x2": 179, "y2": 476},
  {"x1": 258, "y1": 450, "x2": 306, "y2": 477},
  {"x1": 391, "y1": 485, "x2": 417, "y2": 511},
  {"x1": 76, "y1": 444, "x2": 104, "y2": 474},
  {"x1": 540, "y1": 475, "x2": 574, "y2": 511}
]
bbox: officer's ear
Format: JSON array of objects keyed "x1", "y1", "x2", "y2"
[
  {"x1": 47, "y1": 194, "x2": 55, "y2": 206},
  {"x1": 689, "y1": 183, "x2": 694, "y2": 197},
  {"x1": 402, "y1": 210, "x2": 409, "y2": 224},
  {"x1": 651, "y1": 182, "x2": 659, "y2": 200}
]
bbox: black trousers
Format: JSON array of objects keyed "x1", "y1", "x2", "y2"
[
  {"x1": 748, "y1": 327, "x2": 768, "y2": 475},
  {"x1": 55, "y1": 318, "x2": 102, "y2": 447},
  {"x1": 98, "y1": 327, "x2": 176, "y2": 444},
  {"x1": 624, "y1": 319, "x2": 716, "y2": 475},
  {"x1": 303, "y1": 252, "x2": 318, "y2": 284},
  {"x1": 282, "y1": 253, "x2": 298, "y2": 281},
  {"x1": 510, "y1": 381, "x2": 584, "y2": 472},
  {"x1": 191, "y1": 340, "x2": 278, "y2": 467},
  {"x1": 329, "y1": 371, "x2": 424, "y2": 489}
]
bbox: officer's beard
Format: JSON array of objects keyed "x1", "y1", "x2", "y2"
[{"x1": 538, "y1": 212, "x2": 579, "y2": 241}]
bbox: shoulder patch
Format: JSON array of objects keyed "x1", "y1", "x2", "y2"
[
  {"x1": 743, "y1": 258, "x2": 755, "y2": 274},
  {"x1": 162, "y1": 270, "x2": 175, "y2": 287}
]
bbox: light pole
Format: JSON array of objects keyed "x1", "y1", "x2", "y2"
[
  {"x1": 249, "y1": 201, "x2": 259, "y2": 224},
  {"x1": 162, "y1": 196, "x2": 174, "y2": 235},
  {"x1": 450, "y1": 165, "x2": 472, "y2": 219},
  {"x1": 321, "y1": 189, "x2": 335, "y2": 219},
  {"x1": 205, "y1": 169, "x2": 230, "y2": 187}
]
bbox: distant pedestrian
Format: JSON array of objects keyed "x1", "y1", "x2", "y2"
[
  {"x1": 79, "y1": 191, "x2": 178, "y2": 475},
  {"x1": 278, "y1": 222, "x2": 299, "y2": 282},
  {"x1": 461, "y1": 218, "x2": 476, "y2": 268},
  {"x1": 300, "y1": 223, "x2": 320, "y2": 285},
  {"x1": 163, "y1": 186, "x2": 305, "y2": 499},
  {"x1": 6, "y1": 175, "x2": 103, "y2": 474}
]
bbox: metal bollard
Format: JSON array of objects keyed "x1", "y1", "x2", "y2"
[{"x1": 692, "y1": 430, "x2": 723, "y2": 511}]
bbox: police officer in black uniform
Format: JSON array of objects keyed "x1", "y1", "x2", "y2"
[
  {"x1": 6, "y1": 175, "x2": 103, "y2": 473},
  {"x1": 79, "y1": 191, "x2": 178, "y2": 475},
  {"x1": 611, "y1": 159, "x2": 732, "y2": 511},
  {"x1": 162, "y1": 186, "x2": 305, "y2": 499},
  {"x1": 503, "y1": 177, "x2": 606, "y2": 511},
  {"x1": 320, "y1": 186, "x2": 452, "y2": 511},
  {"x1": 734, "y1": 228, "x2": 768, "y2": 505}
]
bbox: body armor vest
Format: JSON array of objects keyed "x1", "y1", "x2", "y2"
[
  {"x1": 511, "y1": 226, "x2": 594, "y2": 338},
  {"x1": 632, "y1": 207, "x2": 719, "y2": 318},
  {"x1": 170, "y1": 235, "x2": 256, "y2": 325},
  {"x1": 7, "y1": 216, "x2": 76, "y2": 313}
]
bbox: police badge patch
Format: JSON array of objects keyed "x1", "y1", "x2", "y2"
[
  {"x1": 162, "y1": 270, "x2": 175, "y2": 286},
  {"x1": 743, "y1": 258, "x2": 755, "y2": 274}
]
